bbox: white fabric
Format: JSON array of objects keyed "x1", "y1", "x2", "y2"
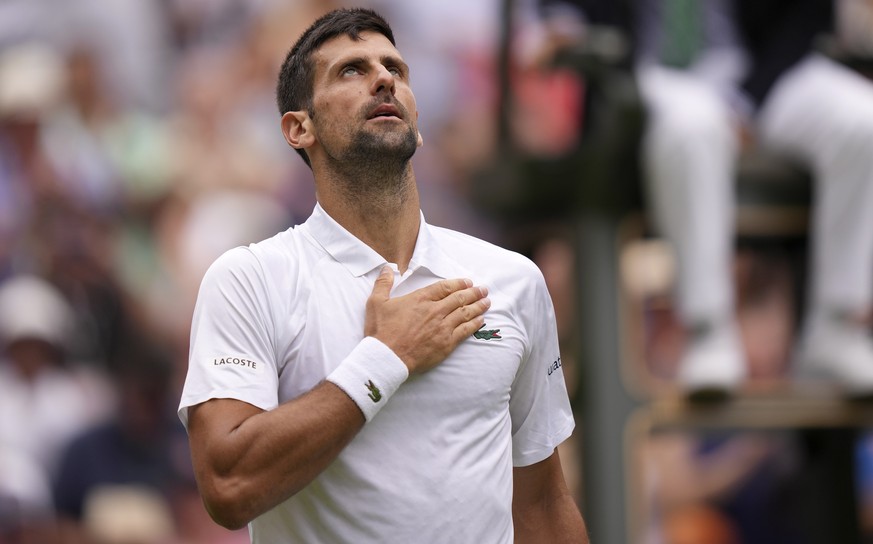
[
  {"x1": 638, "y1": 54, "x2": 873, "y2": 322},
  {"x1": 0, "y1": 446, "x2": 54, "y2": 519},
  {"x1": 637, "y1": 64, "x2": 739, "y2": 323},
  {"x1": 757, "y1": 54, "x2": 873, "y2": 313},
  {"x1": 0, "y1": 275, "x2": 76, "y2": 351},
  {"x1": 0, "y1": 364, "x2": 112, "y2": 475},
  {"x1": 178, "y1": 203, "x2": 574, "y2": 544},
  {"x1": 325, "y1": 336, "x2": 409, "y2": 422}
]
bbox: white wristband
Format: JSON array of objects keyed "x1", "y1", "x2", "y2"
[{"x1": 326, "y1": 337, "x2": 410, "y2": 422}]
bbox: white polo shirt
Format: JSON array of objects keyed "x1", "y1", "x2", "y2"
[{"x1": 178, "y1": 204, "x2": 575, "y2": 543}]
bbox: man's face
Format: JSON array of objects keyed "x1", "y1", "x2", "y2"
[{"x1": 308, "y1": 31, "x2": 420, "y2": 167}]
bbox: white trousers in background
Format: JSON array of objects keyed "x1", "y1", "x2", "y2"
[{"x1": 638, "y1": 54, "x2": 873, "y2": 323}]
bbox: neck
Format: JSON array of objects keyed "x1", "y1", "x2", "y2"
[{"x1": 316, "y1": 164, "x2": 421, "y2": 272}]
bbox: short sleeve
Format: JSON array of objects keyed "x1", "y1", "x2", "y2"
[
  {"x1": 178, "y1": 246, "x2": 280, "y2": 429},
  {"x1": 508, "y1": 263, "x2": 575, "y2": 467}
]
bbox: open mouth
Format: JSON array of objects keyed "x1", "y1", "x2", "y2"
[{"x1": 369, "y1": 104, "x2": 402, "y2": 120}]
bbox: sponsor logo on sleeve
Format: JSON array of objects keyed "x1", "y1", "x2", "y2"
[
  {"x1": 547, "y1": 356, "x2": 562, "y2": 376},
  {"x1": 212, "y1": 356, "x2": 261, "y2": 371}
]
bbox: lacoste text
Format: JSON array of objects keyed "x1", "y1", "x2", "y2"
[{"x1": 213, "y1": 357, "x2": 258, "y2": 369}]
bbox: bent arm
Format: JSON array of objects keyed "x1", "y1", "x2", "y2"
[
  {"x1": 187, "y1": 381, "x2": 363, "y2": 529},
  {"x1": 186, "y1": 270, "x2": 490, "y2": 529},
  {"x1": 513, "y1": 449, "x2": 589, "y2": 544}
]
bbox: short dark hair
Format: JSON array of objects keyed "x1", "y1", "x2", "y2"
[{"x1": 276, "y1": 8, "x2": 396, "y2": 168}]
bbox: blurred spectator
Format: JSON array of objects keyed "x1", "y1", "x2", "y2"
[
  {"x1": 0, "y1": 41, "x2": 66, "y2": 276},
  {"x1": 0, "y1": 446, "x2": 58, "y2": 543},
  {"x1": 52, "y1": 339, "x2": 194, "y2": 544},
  {"x1": 661, "y1": 502, "x2": 741, "y2": 544},
  {"x1": 0, "y1": 0, "x2": 171, "y2": 113},
  {"x1": 0, "y1": 275, "x2": 113, "y2": 476},
  {"x1": 79, "y1": 485, "x2": 174, "y2": 544},
  {"x1": 640, "y1": 430, "x2": 806, "y2": 544}
]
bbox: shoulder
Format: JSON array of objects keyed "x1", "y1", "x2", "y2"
[
  {"x1": 430, "y1": 226, "x2": 543, "y2": 279},
  {"x1": 428, "y1": 225, "x2": 547, "y2": 300},
  {"x1": 200, "y1": 227, "x2": 311, "y2": 289},
  {"x1": 430, "y1": 226, "x2": 537, "y2": 269}
]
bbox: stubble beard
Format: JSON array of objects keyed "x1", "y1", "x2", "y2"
[{"x1": 319, "y1": 103, "x2": 419, "y2": 206}]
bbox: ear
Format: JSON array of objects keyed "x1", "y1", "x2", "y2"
[
  {"x1": 281, "y1": 111, "x2": 316, "y2": 151},
  {"x1": 416, "y1": 111, "x2": 423, "y2": 148}
]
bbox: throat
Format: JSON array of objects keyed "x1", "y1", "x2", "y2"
[{"x1": 325, "y1": 159, "x2": 415, "y2": 210}]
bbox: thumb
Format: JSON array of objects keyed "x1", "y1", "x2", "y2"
[{"x1": 370, "y1": 265, "x2": 394, "y2": 301}]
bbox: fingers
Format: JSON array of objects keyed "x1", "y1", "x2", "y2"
[
  {"x1": 365, "y1": 275, "x2": 491, "y2": 374},
  {"x1": 445, "y1": 291, "x2": 490, "y2": 331},
  {"x1": 369, "y1": 266, "x2": 395, "y2": 302},
  {"x1": 452, "y1": 313, "x2": 489, "y2": 343},
  {"x1": 424, "y1": 277, "x2": 474, "y2": 301},
  {"x1": 438, "y1": 284, "x2": 488, "y2": 316}
]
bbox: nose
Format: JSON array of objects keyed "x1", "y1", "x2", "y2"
[{"x1": 371, "y1": 64, "x2": 396, "y2": 96}]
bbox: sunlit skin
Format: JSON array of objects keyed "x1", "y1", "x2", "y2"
[{"x1": 309, "y1": 32, "x2": 420, "y2": 163}]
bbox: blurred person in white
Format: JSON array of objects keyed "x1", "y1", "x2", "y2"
[
  {"x1": 0, "y1": 22, "x2": 171, "y2": 375},
  {"x1": 0, "y1": 275, "x2": 112, "y2": 477},
  {"x1": 0, "y1": 42, "x2": 68, "y2": 276},
  {"x1": 52, "y1": 335, "x2": 216, "y2": 544},
  {"x1": 0, "y1": 0, "x2": 170, "y2": 113},
  {"x1": 38, "y1": 41, "x2": 172, "y2": 216},
  {"x1": 178, "y1": 7, "x2": 586, "y2": 542},
  {"x1": 0, "y1": 34, "x2": 170, "y2": 220},
  {"x1": 0, "y1": 41, "x2": 173, "y2": 377},
  {"x1": 536, "y1": 0, "x2": 873, "y2": 398},
  {"x1": 0, "y1": 446, "x2": 58, "y2": 544}
]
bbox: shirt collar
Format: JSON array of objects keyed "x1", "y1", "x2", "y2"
[{"x1": 304, "y1": 203, "x2": 463, "y2": 279}]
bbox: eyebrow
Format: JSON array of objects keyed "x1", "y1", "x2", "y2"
[{"x1": 380, "y1": 55, "x2": 409, "y2": 74}]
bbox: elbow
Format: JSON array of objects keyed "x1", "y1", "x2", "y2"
[
  {"x1": 206, "y1": 505, "x2": 250, "y2": 532},
  {"x1": 199, "y1": 478, "x2": 257, "y2": 531}
]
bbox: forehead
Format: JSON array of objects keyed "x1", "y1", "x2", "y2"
[{"x1": 312, "y1": 31, "x2": 404, "y2": 72}]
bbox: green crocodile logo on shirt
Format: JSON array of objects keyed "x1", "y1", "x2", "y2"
[
  {"x1": 365, "y1": 380, "x2": 382, "y2": 403},
  {"x1": 473, "y1": 324, "x2": 502, "y2": 340}
]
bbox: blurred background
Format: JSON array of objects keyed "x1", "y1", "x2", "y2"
[{"x1": 1, "y1": 0, "x2": 873, "y2": 543}]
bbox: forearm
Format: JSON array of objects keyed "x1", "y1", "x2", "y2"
[
  {"x1": 189, "y1": 381, "x2": 364, "y2": 529},
  {"x1": 514, "y1": 492, "x2": 589, "y2": 544},
  {"x1": 513, "y1": 452, "x2": 589, "y2": 544}
]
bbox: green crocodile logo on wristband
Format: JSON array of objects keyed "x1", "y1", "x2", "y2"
[{"x1": 365, "y1": 380, "x2": 382, "y2": 403}]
